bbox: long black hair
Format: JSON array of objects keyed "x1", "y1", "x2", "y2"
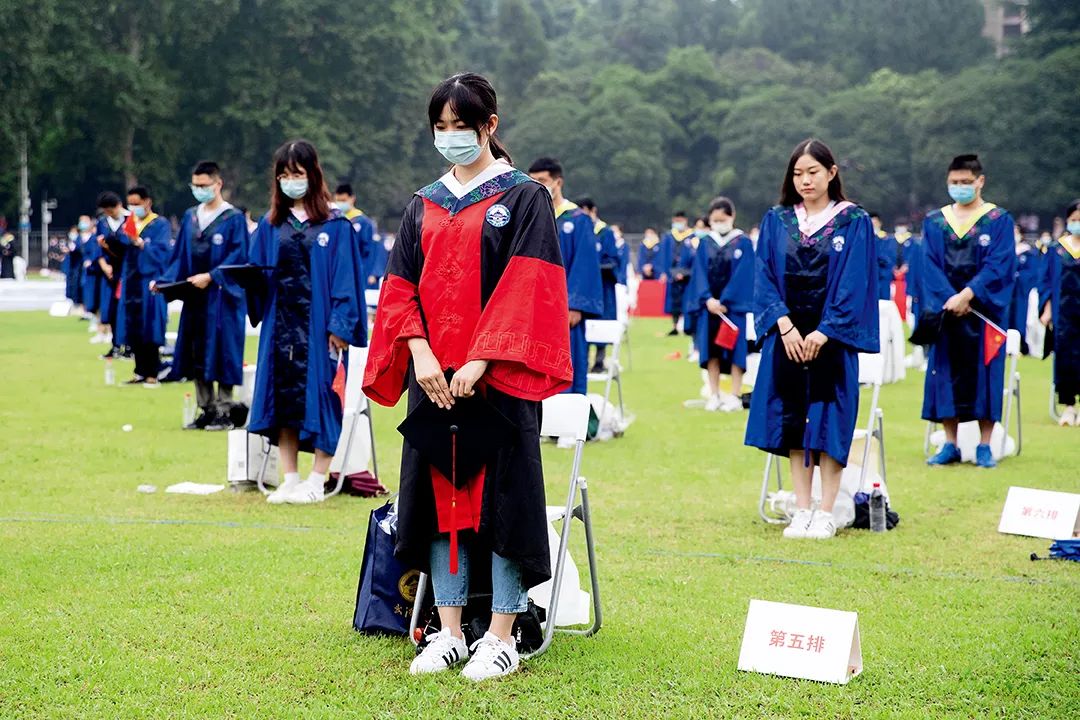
[
  {"x1": 779, "y1": 138, "x2": 846, "y2": 207},
  {"x1": 268, "y1": 139, "x2": 331, "y2": 227},
  {"x1": 1066, "y1": 198, "x2": 1080, "y2": 217},
  {"x1": 427, "y1": 73, "x2": 511, "y2": 163}
]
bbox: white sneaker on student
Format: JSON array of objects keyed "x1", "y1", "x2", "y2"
[
  {"x1": 1059, "y1": 406, "x2": 1078, "y2": 427},
  {"x1": 461, "y1": 632, "x2": 519, "y2": 682},
  {"x1": 783, "y1": 509, "x2": 814, "y2": 539},
  {"x1": 719, "y1": 396, "x2": 743, "y2": 413},
  {"x1": 704, "y1": 395, "x2": 722, "y2": 412},
  {"x1": 283, "y1": 477, "x2": 325, "y2": 504},
  {"x1": 805, "y1": 510, "x2": 838, "y2": 539},
  {"x1": 266, "y1": 473, "x2": 302, "y2": 504},
  {"x1": 410, "y1": 628, "x2": 469, "y2": 675}
]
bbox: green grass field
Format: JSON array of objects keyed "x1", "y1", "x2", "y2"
[{"x1": 1, "y1": 312, "x2": 1077, "y2": 719}]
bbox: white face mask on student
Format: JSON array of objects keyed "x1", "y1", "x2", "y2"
[{"x1": 711, "y1": 221, "x2": 733, "y2": 235}]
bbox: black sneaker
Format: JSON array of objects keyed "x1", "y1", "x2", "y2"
[
  {"x1": 589, "y1": 362, "x2": 605, "y2": 374},
  {"x1": 122, "y1": 375, "x2": 147, "y2": 386},
  {"x1": 183, "y1": 412, "x2": 215, "y2": 431},
  {"x1": 204, "y1": 414, "x2": 235, "y2": 432},
  {"x1": 666, "y1": 328, "x2": 679, "y2": 337},
  {"x1": 100, "y1": 348, "x2": 121, "y2": 360},
  {"x1": 228, "y1": 403, "x2": 250, "y2": 428}
]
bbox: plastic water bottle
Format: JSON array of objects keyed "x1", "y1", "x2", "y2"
[
  {"x1": 104, "y1": 358, "x2": 115, "y2": 386},
  {"x1": 870, "y1": 482, "x2": 887, "y2": 533},
  {"x1": 182, "y1": 392, "x2": 195, "y2": 427}
]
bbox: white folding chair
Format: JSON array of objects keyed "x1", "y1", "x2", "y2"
[
  {"x1": 585, "y1": 319, "x2": 625, "y2": 432},
  {"x1": 924, "y1": 328, "x2": 1022, "y2": 460},
  {"x1": 615, "y1": 285, "x2": 631, "y2": 369},
  {"x1": 759, "y1": 352, "x2": 886, "y2": 524},
  {"x1": 408, "y1": 393, "x2": 601, "y2": 659},
  {"x1": 254, "y1": 346, "x2": 379, "y2": 497}
]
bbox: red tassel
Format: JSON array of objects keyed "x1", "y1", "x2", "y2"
[{"x1": 449, "y1": 429, "x2": 458, "y2": 575}]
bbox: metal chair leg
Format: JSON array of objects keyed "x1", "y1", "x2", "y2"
[
  {"x1": 255, "y1": 434, "x2": 273, "y2": 495},
  {"x1": 1014, "y1": 376, "x2": 1022, "y2": 457},
  {"x1": 876, "y1": 411, "x2": 887, "y2": 486},
  {"x1": 409, "y1": 572, "x2": 428, "y2": 645}
]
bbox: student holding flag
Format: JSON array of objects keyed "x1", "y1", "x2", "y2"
[
  {"x1": 118, "y1": 187, "x2": 171, "y2": 386},
  {"x1": 921, "y1": 154, "x2": 1016, "y2": 468},
  {"x1": 689, "y1": 197, "x2": 754, "y2": 412},
  {"x1": 1039, "y1": 199, "x2": 1080, "y2": 426}
]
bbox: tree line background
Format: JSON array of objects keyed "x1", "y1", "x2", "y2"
[{"x1": 1, "y1": 0, "x2": 1078, "y2": 234}]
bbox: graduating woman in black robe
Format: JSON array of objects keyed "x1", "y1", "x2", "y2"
[{"x1": 364, "y1": 73, "x2": 572, "y2": 681}]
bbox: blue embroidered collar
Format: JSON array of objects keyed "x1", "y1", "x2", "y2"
[{"x1": 416, "y1": 170, "x2": 533, "y2": 215}]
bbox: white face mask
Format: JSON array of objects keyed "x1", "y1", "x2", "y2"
[
  {"x1": 280, "y1": 178, "x2": 308, "y2": 199},
  {"x1": 711, "y1": 221, "x2": 733, "y2": 235},
  {"x1": 433, "y1": 130, "x2": 484, "y2": 165}
]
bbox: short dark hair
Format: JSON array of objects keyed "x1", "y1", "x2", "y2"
[
  {"x1": 528, "y1": 156, "x2": 562, "y2": 179},
  {"x1": 97, "y1": 191, "x2": 122, "y2": 209},
  {"x1": 708, "y1": 196, "x2": 735, "y2": 216},
  {"x1": 869, "y1": 211, "x2": 881, "y2": 220},
  {"x1": 1067, "y1": 198, "x2": 1080, "y2": 217},
  {"x1": 645, "y1": 226, "x2": 657, "y2": 233},
  {"x1": 577, "y1": 197, "x2": 596, "y2": 211},
  {"x1": 191, "y1": 160, "x2": 220, "y2": 178},
  {"x1": 428, "y1": 72, "x2": 511, "y2": 163},
  {"x1": 948, "y1": 154, "x2": 983, "y2": 175},
  {"x1": 127, "y1": 186, "x2": 150, "y2": 200},
  {"x1": 672, "y1": 210, "x2": 688, "y2": 218},
  {"x1": 335, "y1": 183, "x2": 354, "y2": 196},
  {"x1": 779, "y1": 138, "x2": 846, "y2": 207}
]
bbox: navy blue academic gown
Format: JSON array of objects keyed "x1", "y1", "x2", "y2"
[
  {"x1": 94, "y1": 216, "x2": 125, "y2": 328},
  {"x1": 81, "y1": 231, "x2": 102, "y2": 313},
  {"x1": 875, "y1": 232, "x2": 897, "y2": 301},
  {"x1": 163, "y1": 206, "x2": 249, "y2": 387},
  {"x1": 689, "y1": 230, "x2": 754, "y2": 371},
  {"x1": 64, "y1": 235, "x2": 86, "y2": 303},
  {"x1": 664, "y1": 230, "x2": 696, "y2": 316},
  {"x1": 636, "y1": 235, "x2": 672, "y2": 280},
  {"x1": 345, "y1": 209, "x2": 383, "y2": 290},
  {"x1": 246, "y1": 213, "x2": 366, "y2": 455},
  {"x1": 1038, "y1": 236, "x2": 1080, "y2": 401},
  {"x1": 745, "y1": 205, "x2": 880, "y2": 467},
  {"x1": 117, "y1": 215, "x2": 171, "y2": 348},
  {"x1": 1008, "y1": 243, "x2": 1041, "y2": 332},
  {"x1": 616, "y1": 238, "x2": 629, "y2": 285},
  {"x1": 920, "y1": 204, "x2": 1016, "y2": 423},
  {"x1": 595, "y1": 221, "x2": 620, "y2": 321},
  {"x1": 556, "y1": 202, "x2": 603, "y2": 394}
]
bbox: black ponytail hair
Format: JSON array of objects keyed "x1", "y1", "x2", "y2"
[{"x1": 427, "y1": 73, "x2": 511, "y2": 164}]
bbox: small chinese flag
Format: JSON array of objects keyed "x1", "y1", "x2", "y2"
[
  {"x1": 122, "y1": 212, "x2": 139, "y2": 241},
  {"x1": 982, "y1": 317, "x2": 1006, "y2": 366},
  {"x1": 714, "y1": 313, "x2": 740, "y2": 351},
  {"x1": 332, "y1": 354, "x2": 347, "y2": 409}
]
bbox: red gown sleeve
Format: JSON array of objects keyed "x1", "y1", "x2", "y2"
[
  {"x1": 468, "y1": 186, "x2": 573, "y2": 401},
  {"x1": 362, "y1": 199, "x2": 426, "y2": 406}
]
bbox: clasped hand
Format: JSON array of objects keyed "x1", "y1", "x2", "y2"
[
  {"x1": 410, "y1": 339, "x2": 487, "y2": 409},
  {"x1": 778, "y1": 319, "x2": 828, "y2": 364}
]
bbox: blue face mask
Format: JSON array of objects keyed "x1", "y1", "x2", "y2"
[
  {"x1": 191, "y1": 185, "x2": 216, "y2": 204},
  {"x1": 77, "y1": 221, "x2": 91, "y2": 231},
  {"x1": 948, "y1": 184, "x2": 977, "y2": 205},
  {"x1": 433, "y1": 130, "x2": 484, "y2": 166},
  {"x1": 1068, "y1": 221, "x2": 1080, "y2": 237},
  {"x1": 131, "y1": 205, "x2": 147, "y2": 220},
  {"x1": 279, "y1": 178, "x2": 308, "y2": 200}
]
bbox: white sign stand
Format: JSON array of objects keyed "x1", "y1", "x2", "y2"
[
  {"x1": 998, "y1": 486, "x2": 1080, "y2": 540},
  {"x1": 738, "y1": 600, "x2": 862, "y2": 685}
]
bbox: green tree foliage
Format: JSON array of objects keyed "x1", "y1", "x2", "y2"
[{"x1": 1, "y1": 0, "x2": 1077, "y2": 232}]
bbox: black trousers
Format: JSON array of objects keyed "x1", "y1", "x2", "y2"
[{"x1": 133, "y1": 343, "x2": 160, "y2": 379}]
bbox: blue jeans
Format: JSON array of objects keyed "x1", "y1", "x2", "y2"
[{"x1": 429, "y1": 538, "x2": 529, "y2": 614}]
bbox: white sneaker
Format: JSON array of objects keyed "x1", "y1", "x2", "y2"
[
  {"x1": 461, "y1": 632, "x2": 519, "y2": 682},
  {"x1": 89, "y1": 332, "x2": 107, "y2": 344},
  {"x1": 1059, "y1": 406, "x2": 1078, "y2": 427},
  {"x1": 266, "y1": 475, "x2": 302, "y2": 504},
  {"x1": 805, "y1": 511, "x2": 838, "y2": 540},
  {"x1": 704, "y1": 395, "x2": 722, "y2": 412},
  {"x1": 283, "y1": 477, "x2": 325, "y2": 504},
  {"x1": 783, "y1": 509, "x2": 814, "y2": 538},
  {"x1": 410, "y1": 628, "x2": 469, "y2": 675},
  {"x1": 719, "y1": 396, "x2": 743, "y2": 413}
]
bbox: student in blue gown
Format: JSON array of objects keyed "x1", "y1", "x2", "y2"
[
  {"x1": 158, "y1": 161, "x2": 249, "y2": 429},
  {"x1": 1009, "y1": 221, "x2": 1041, "y2": 355},
  {"x1": 78, "y1": 214, "x2": 103, "y2": 324},
  {"x1": 636, "y1": 227, "x2": 668, "y2": 281},
  {"x1": 922, "y1": 154, "x2": 1016, "y2": 469},
  {"x1": 870, "y1": 212, "x2": 896, "y2": 301},
  {"x1": 528, "y1": 157, "x2": 603, "y2": 394},
  {"x1": 63, "y1": 226, "x2": 84, "y2": 311},
  {"x1": 744, "y1": 139, "x2": 879, "y2": 540},
  {"x1": 246, "y1": 140, "x2": 366, "y2": 505},
  {"x1": 118, "y1": 186, "x2": 171, "y2": 386},
  {"x1": 578, "y1": 198, "x2": 620, "y2": 373},
  {"x1": 1039, "y1": 199, "x2": 1080, "y2": 427},
  {"x1": 689, "y1": 197, "x2": 754, "y2": 413},
  {"x1": 612, "y1": 224, "x2": 630, "y2": 288},
  {"x1": 333, "y1": 183, "x2": 382, "y2": 290},
  {"x1": 664, "y1": 211, "x2": 695, "y2": 336},
  {"x1": 94, "y1": 192, "x2": 128, "y2": 359}
]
